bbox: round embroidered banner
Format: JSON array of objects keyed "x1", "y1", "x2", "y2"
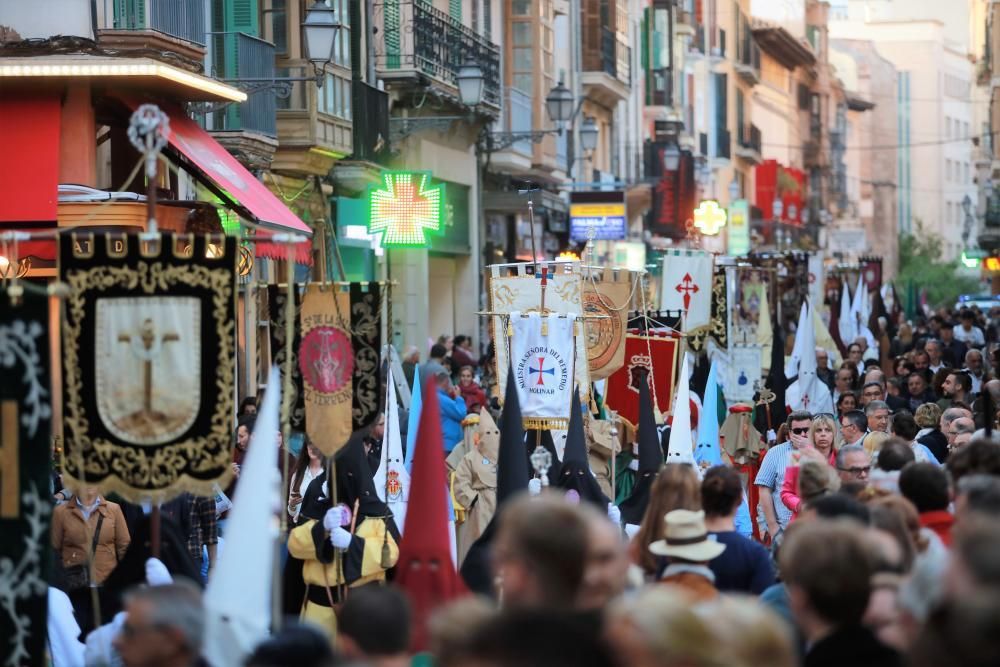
[{"x1": 299, "y1": 326, "x2": 354, "y2": 393}]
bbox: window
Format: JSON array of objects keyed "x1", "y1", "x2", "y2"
[
  {"x1": 946, "y1": 117, "x2": 951, "y2": 138},
  {"x1": 965, "y1": 162, "x2": 970, "y2": 184},
  {"x1": 318, "y1": 73, "x2": 351, "y2": 120}
]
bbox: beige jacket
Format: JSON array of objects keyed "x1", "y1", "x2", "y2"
[{"x1": 51, "y1": 499, "x2": 130, "y2": 584}]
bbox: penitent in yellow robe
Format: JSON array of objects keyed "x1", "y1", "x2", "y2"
[{"x1": 287, "y1": 516, "x2": 400, "y2": 638}]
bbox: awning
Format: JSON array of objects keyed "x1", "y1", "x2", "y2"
[
  {"x1": 0, "y1": 95, "x2": 61, "y2": 261},
  {"x1": 122, "y1": 100, "x2": 314, "y2": 265}
]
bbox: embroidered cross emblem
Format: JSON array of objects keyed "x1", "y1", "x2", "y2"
[
  {"x1": 529, "y1": 357, "x2": 555, "y2": 386},
  {"x1": 535, "y1": 265, "x2": 549, "y2": 287},
  {"x1": 675, "y1": 272, "x2": 700, "y2": 311}
]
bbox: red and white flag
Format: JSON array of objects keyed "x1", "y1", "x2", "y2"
[{"x1": 660, "y1": 249, "x2": 714, "y2": 331}]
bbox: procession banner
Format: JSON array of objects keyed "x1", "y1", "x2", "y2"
[
  {"x1": 348, "y1": 283, "x2": 382, "y2": 433},
  {"x1": 605, "y1": 331, "x2": 679, "y2": 429},
  {"x1": 488, "y1": 262, "x2": 590, "y2": 400},
  {"x1": 61, "y1": 233, "x2": 236, "y2": 502},
  {"x1": 808, "y1": 253, "x2": 825, "y2": 311},
  {"x1": 0, "y1": 288, "x2": 52, "y2": 666},
  {"x1": 510, "y1": 312, "x2": 576, "y2": 430},
  {"x1": 724, "y1": 345, "x2": 763, "y2": 404},
  {"x1": 659, "y1": 249, "x2": 713, "y2": 331},
  {"x1": 299, "y1": 285, "x2": 355, "y2": 456},
  {"x1": 268, "y1": 285, "x2": 305, "y2": 431},
  {"x1": 582, "y1": 267, "x2": 632, "y2": 380}
]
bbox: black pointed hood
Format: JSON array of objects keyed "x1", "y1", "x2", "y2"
[
  {"x1": 618, "y1": 368, "x2": 663, "y2": 525},
  {"x1": 553, "y1": 389, "x2": 609, "y2": 508},
  {"x1": 461, "y1": 362, "x2": 529, "y2": 595},
  {"x1": 755, "y1": 317, "x2": 786, "y2": 436},
  {"x1": 497, "y1": 363, "x2": 529, "y2": 506}
]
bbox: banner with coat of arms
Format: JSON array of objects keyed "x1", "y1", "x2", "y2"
[
  {"x1": 509, "y1": 312, "x2": 576, "y2": 430},
  {"x1": 659, "y1": 249, "x2": 714, "y2": 332},
  {"x1": 61, "y1": 233, "x2": 236, "y2": 502},
  {"x1": 582, "y1": 267, "x2": 633, "y2": 380},
  {"x1": 488, "y1": 262, "x2": 590, "y2": 400},
  {"x1": 605, "y1": 331, "x2": 680, "y2": 429},
  {"x1": 299, "y1": 284, "x2": 355, "y2": 456},
  {"x1": 0, "y1": 287, "x2": 52, "y2": 666}
]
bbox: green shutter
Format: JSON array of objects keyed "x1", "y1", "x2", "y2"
[
  {"x1": 115, "y1": 0, "x2": 146, "y2": 30},
  {"x1": 450, "y1": 0, "x2": 462, "y2": 21},
  {"x1": 227, "y1": 0, "x2": 260, "y2": 35},
  {"x1": 220, "y1": 0, "x2": 261, "y2": 129}
]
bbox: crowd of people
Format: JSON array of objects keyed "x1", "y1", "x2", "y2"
[{"x1": 43, "y1": 310, "x2": 1000, "y2": 667}]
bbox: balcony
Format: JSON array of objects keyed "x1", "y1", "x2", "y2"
[
  {"x1": 332, "y1": 81, "x2": 390, "y2": 193},
  {"x1": 489, "y1": 87, "x2": 535, "y2": 175},
  {"x1": 373, "y1": 0, "x2": 500, "y2": 111},
  {"x1": 97, "y1": 0, "x2": 207, "y2": 69},
  {"x1": 272, "y1": 65, "x2": 353, "y2": 176},
  {"x1": 582, "y1": 26, "x2": 632, "y2": 106},
  {"x1": 203, "y1": 32, "x2": 279, "y2": 169},
  {"x1": 735, "y1": 37, "x2": 761, "y2": 85},
  {"x1": 736, "y1": 124, "x2": 762, "y2": 163},
  {"x1": 674, "y1": 0, "x2": 696, "y2": 37},
  {"x1": 648, "y1": 68, "x2": 673, "y2": 107}
]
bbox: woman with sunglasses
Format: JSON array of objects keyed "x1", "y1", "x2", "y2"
[{"x1": 780, "y1": 415, "x2": 840, "y2": 521}]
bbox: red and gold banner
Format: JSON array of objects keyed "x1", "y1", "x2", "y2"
[
  {"x1": 604, "y1": 331, "x2": 680, "y2": 430},
  {"x1": 299, "y1": 285, "x2": 354, "y2": 456},
  {"x1": 582, "y1": 267, "x2": 634, "y2": 380}
]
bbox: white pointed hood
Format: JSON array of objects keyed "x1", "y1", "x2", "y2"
[
  {"x1": 203, "y1": 367, "x2": 282, "y2": 667},
  {"x1": 787, "y1": 301, "x2": 834, "y2": 414},
  {"x1": 374, "y1": 366, "x2": 410, "y2": 532},
  {"x1": 666, "y1": 355, "x2": 695, "y2": 466}
]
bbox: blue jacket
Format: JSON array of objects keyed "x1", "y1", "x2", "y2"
[{"x1": 437, "y1": 388, "x2": 467, "y2": 452}]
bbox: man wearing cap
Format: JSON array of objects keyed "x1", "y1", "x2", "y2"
[
  {"x1": 423, "y1": 361, "x2": 468, "y2": 453},
  {"x1": 650, "y1": 509, "x2": 726, "y2": 602}
]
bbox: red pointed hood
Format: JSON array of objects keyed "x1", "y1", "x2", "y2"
[{"x1": 395, "y1": 380, "x2": 468, "y2": 651}]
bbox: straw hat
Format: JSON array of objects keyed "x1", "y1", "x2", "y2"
[{"x1": 649, "y1": 509, "x2": 726, "y2": 562}]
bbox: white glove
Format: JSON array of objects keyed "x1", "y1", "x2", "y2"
[
  {"x1": 607, "y1": 503, "x2": 621, "y2": 524},
  {"x1": 145, "y1": 558, "x2": 173, "y2": 586},
  {"x1": 323, "y1": 504, "x2": 352, "y2": 531},
  {"x1": 628, "y1": 458, "x2": 639, "y2": 471},
  {"x1": 528, "y1": 478, "x2": 542, "y2": 496},
  {"x1": 329, "y1": 526, "x2": 352, "y2": 550}
]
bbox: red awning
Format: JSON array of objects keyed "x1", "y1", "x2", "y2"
[
  {"x1": 0, "y1": 95, "x2": 61, "y2": 261},
  {"x1": 123, "y1": 100, "x2": 314, "y2": 265}
]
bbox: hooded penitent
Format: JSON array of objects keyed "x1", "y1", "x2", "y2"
[
  {"x1": 460, "y1": 362, "x2": 529, "y2": 595},
  {"x1": 285, "y1": 433, "x2": 400, "y2": 638},
  {"x1": 694, "y1": 359, "x2": 723, "y2": 470},
  {"x1": 618, "y1": 369, "x2": 663, "y2": 526},
  {"x1": 396, "y1": 381, "x2": 468, "y2": 652},
  {"x1": 453, "y1": 408, "x2": 500, "y2": 565},
  {"x1": 553, "y1": 389, "x2": 610, "y2": 508}
]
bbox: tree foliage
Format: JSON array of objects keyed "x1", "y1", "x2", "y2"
[{"x1": 897, "y1": 223, "x2": 981, "y2": 309}]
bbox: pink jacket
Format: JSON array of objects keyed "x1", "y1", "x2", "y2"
[{"x1": 780, "y1": 449, "x2": 837, "y2": 520}]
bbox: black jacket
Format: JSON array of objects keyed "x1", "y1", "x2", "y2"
[{"x1": 804, "y1": 624, "x2": 900, "y2": 667}]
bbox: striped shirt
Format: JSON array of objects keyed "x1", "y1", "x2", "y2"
[{"x1": 754, "y1": 442, "x2": 794, "y2": 528}]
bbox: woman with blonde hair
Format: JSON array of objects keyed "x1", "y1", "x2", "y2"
[
  {"x1": 863, "y1": 430, "x2": 891, "y2": 458},
  {"x1": 779, "y1": 415, "x2": 840, "y2": 520},
  {"x1": 628, "y1": 463, "x2": 702, "y2": 579}
]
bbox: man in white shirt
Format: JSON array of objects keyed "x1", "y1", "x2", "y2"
[
  {"x1": 963, "y1": 348, "x2": 987, "y2": 395},
  {"x1": 955, "y1": 309, "x2": 986, "y2": 348}
]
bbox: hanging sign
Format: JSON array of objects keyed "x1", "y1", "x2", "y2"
[
  {"x1": 366, "y1": 171, "x2": 445, "y2": 247},
  {"x1": 569, "y1": 191, "x2": 627, "y2": 241},
  {"x1": 727, "y1": 199, "x2": 750, "y2": 256}
]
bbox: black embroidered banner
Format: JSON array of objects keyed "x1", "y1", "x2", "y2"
[
  {"x1": 268, "y1": 285, "x2": 305, "y2": 432},
  {"x1": 349, "y1": 283, "x2": 381, "y2": 432},
  {"x1": 60, "y1": 234, "x2": 237, "y2": 502},
  {"x1": 0, "y1": 286, "x2": 52, "y2": 666}
]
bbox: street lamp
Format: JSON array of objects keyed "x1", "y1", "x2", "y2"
[
  {"x1": 580, "y1": 116, "x2": 599, "y2": 153},
  {"x1": 661, "y1": 112, "x2": 685, "y2": 172},
  {"x1": 545, "y1": 81, "x2": 575, "y2": 126},
  {"x1": 303, "y1": 1, "x2": 341, "y2": 71},
  {"x1": 456, "y1": 62, "x2": 485, "y2": 108}
]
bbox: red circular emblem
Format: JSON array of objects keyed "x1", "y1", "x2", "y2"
[{"x1": 299, "y1": 327, "x2": 353, "y2": 393}]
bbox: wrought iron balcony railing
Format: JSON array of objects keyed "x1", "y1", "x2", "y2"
[
  {"x1": 206, "y1": 32, "x2": 277, "y2": 137},
  {"x1": 737, "y1": 123, "x2": 761, "y2": 155},
  {"x1": 374, "y1": 0, "x2": 501, "y2": 107},
  {"x1": 110, "y1": 0, "x2": 206, "y2": 46}
]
